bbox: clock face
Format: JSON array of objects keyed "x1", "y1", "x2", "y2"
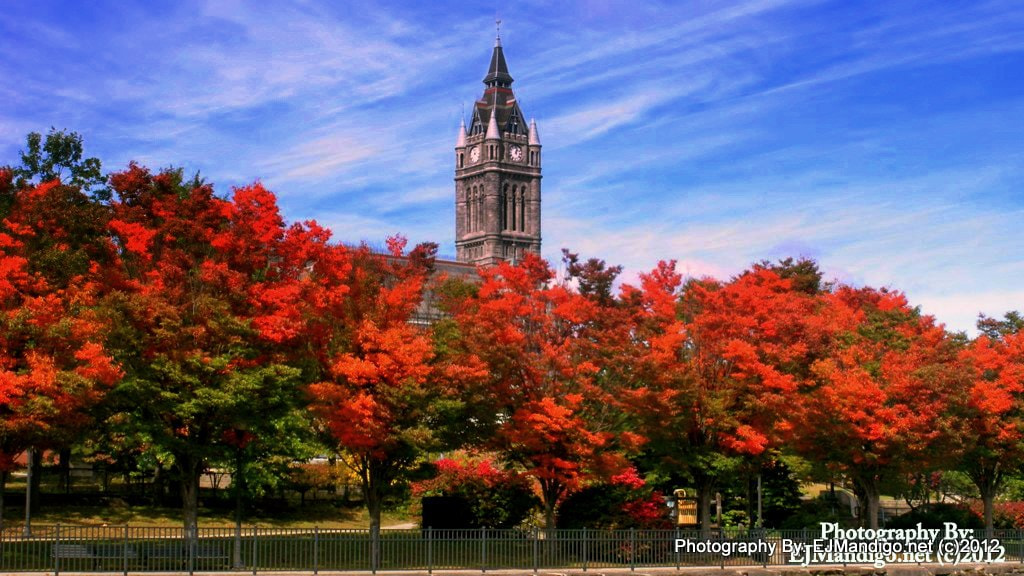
[
  {"x1": 510, "y1": 145, "x2": 523, "y2": 162},
  {"x1": 469, "y1": 146, "x2": 480, "y2": 162}
]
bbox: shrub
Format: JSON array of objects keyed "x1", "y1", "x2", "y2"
[
  {"x1": 412, "y1": 455, "x2": 538, "y2": 529},
  {"x1": 968, "y1": 501, "x2": 1024, "y2": 529},
  {"x1": 885, "y1": 502, "x2": 983, "y2": 529},
  {"x1": 558, "y1": 467, "x2": 671, "y2": 529}
]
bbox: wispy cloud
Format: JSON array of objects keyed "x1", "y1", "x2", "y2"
[{"x1": 0, "y1": 0, "x2": 1021, "y2": 332}]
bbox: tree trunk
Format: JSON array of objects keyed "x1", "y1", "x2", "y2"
[
  {"x1": 58, "y1": 448, "x2": 71, "y2": 494},
  {"x1": 697, "y1": 482, "x2": 714, "y2": 538},
  {"x1": 1, "y1": 470, "x2": 7, "y2": 528},
  {"x1": 361, "y1": 458, "x2": 383, "y2": 573},
  {"x1": 367, "y1": 490, "x2": 382, "y2": 573},
  {"x1": 981, "y1": 490, "x2": 995, "y2": 537},
  {"x1": 233, "y1": 450, "x2": 245, "y2": 569},
  {"x1": 23, "y1": 447, "x2": 34, "y2": 537},
  {"x1": 541, "y1": 481, "x2": 559, "y2": 530},
  {"x1": 744, "y1": 474, "x2": 754, "y2": 528},
  {"x1": 543, "y1": 498, "x2": 556, "y2": 531},
  {"x1": 856, "y1": 475, "x2": 881, "y2": 529},
  {"x1": 970, "y1": 462, "x2": 1000, "y2": 537},
  {"x1": 179, "y1": 453, "x2": 202, "y2": 559},
  {"x1": 30, "y1": 449, "x2": 40, "y2": 511},
  {"x1": 0, "y1": 470, "x2": 5, "y2": 561},
  {"x1": 851, "y1": 482, "x2": 867, "y2": 523}
]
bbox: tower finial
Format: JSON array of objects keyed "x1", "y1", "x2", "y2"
[{"x1": 495, "y1": 18, "x2": 502, "y2": 46}]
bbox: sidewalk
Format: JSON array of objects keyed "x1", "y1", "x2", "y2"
[{"x1": 8, "y1": 563, "x2": 1023, "y2": 576}]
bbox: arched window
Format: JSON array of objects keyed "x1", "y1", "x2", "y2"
[
  {"x1": 501, "y1": 184, "x2": 509, "y2": 231},
  {"x1": 518, "y1": 189, "x2": 526, "y2": 233},
  {"x1": 510, "y1": 186, "x2": 518, "y2": 231},
  {"x1": 508, "y1": 110, "x2": 520, "y2": 135},
  {"x1": 476, "y1": 188, "x2": 484, "y2": 231},
  {"x1": 471, "y1": 187, "x2": 478, "y2": 231}
]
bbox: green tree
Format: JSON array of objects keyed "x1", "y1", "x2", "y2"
[
  {"x1": 12, "y1": 128, "x2": 105, "y2": 196},
  {"x1": 99, "y1": 163, "x2": 311, "y2": 544}
]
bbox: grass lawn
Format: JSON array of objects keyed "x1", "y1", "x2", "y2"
[{"x1": 5, "y1": 501, "x2": 413, "y2": 529}]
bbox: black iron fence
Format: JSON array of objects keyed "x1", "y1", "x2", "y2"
[{"x1": 0, "y1": 525, "x2": 1022, "y2": 573}]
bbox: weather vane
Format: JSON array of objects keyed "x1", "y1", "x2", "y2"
[{"x1": 496, "y1": 18, "x2": 502, "y2": 40}]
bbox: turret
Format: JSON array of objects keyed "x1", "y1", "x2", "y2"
[
  {"x1": 456, "y1": 117, "x2": 467, "y2": 148},
  {"x1": 485, "y1": 106, "x2": 501, "y2": 140}
]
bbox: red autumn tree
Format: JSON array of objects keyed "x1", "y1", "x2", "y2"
[
  {"x1": 796, "y1": 286, "x2": 962, "y2": 528},
  {"x1": 450, "y1": 253, "x2": 634, "y2": 529},
  {"x1": 307, "y1": 237, "x2": 467, "y2": 568},
  {"x1": 621, "y1": 262, "x2": 827, "y2": 534},
  {"x1": 101, "y1": 164, "x2": 310, "y2": 542},
  {"x1": 956, "y1": 319, "x2": 1024, "y2": 532},
  {"x1": 0, "y1": 170, "x2": 121, "y2": 524}
]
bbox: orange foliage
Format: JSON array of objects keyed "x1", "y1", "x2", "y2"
[{"x1": 0, "y1": 174, "x2": 120, "y2": 469}]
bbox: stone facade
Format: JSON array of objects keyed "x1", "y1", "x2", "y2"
[{"x1": 454, "y1": 36, "x2": 542, "y2": 266}]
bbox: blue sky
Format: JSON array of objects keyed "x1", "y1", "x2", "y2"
[{"x1": 1, "y1": 0, "x2": 1022, "y2": 333}]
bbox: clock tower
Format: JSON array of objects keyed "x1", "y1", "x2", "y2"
[{"x1": 455, "y1": 34, "x2": 542, "y2": 266}]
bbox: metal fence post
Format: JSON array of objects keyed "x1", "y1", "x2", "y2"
[
  {"x1": 630, "y1": 527, "x2": 636, "y2": 571},
  {"x1": 313, "y1": 526, "x2": 319, "y2": 575},
  {"x1": 123, "y1": 524, "x2": 129, "y2": 576},
  {"x1": 719, "y1": 529, "x2": 724, "y2": 569},
  {"x1": 251, "y1": 526, "x2": 258, "y2": 576},
  {"x1": 54, "y1": 523, "x2": 61, "y2": 576},
  {"x1": 532, "y1": 526, "x2": 539, "y2": 575},
  {"x1": 675, "y1": 528, "x2": 680, "y2": 570},
  {"x1": 427, "y1": 527, "x2": 433, "y2": 575},
  {"x1": 481, "y1": 527, "x2": 487, "y2": 573},
  {"x1": 582, "y1": 527, "x2": 588, "y2": 572}
]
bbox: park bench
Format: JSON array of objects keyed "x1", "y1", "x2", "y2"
[
  {"x1": 52, "y1": 543, "x2": 139, "y2": 569},
  {"x1": 143, "y1": 542, "x2": 230, "y2": 569}
]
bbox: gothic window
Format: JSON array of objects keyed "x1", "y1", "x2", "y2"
[
  {"x1": 507, "y1": 109, "x2": 521, "y2": 135},
  {"x1": 471, "y1": 187, "x2": 478, "y2": 231},
  {"x1": 459, "y1": 153, "x2": 464, "y2": 168},
  {"x1": 509, "y1": 185, "x2": 516, "y2": 231},
  {"x1": 471, "y1": 109, "x2": 484, "y2": 135},
  {"x1": 518, "y1": 189, "x2": 526, "y2": 233},
  {"x1": 476, "y1": 188, "x2": 484, "y2": 230},
  {"x1": 501, "y1": 184, "x2": 509, "y2": 231}
]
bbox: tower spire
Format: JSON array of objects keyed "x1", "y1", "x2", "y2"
[{"x1": 483, "y1": 23, "x2": 513, "y2": 87}]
